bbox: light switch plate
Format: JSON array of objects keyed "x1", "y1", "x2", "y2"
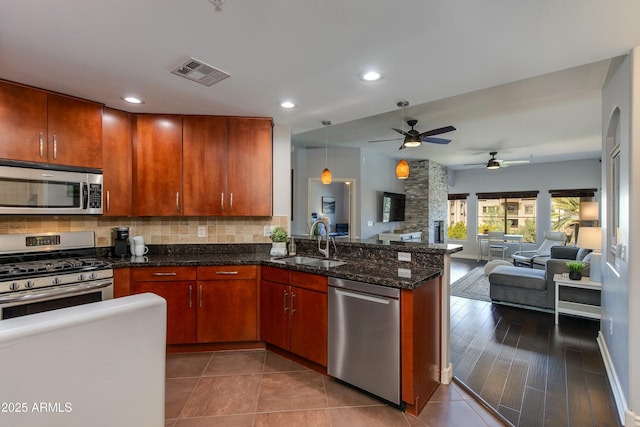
[
  {"x1": 398, "y1": 252, "x2": 411, "y2": 262},
  {"x1": 367, "y1": 220, "x2": 374, "y2": 227}
]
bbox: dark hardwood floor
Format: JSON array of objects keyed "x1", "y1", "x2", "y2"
[{"x1": 449, "y1": 258, "x2": 620, "y2": 427}]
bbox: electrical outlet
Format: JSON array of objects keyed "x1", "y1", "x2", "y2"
[
  {"x1": 367, "y1": 220, "x2": 374, "y2": 227},
  {"x1": 398, "y1": 268, "x2": 411, "y2": 278},
  {"x1": 263, "y1": 225, "x2": 274, "y2": 237},
  {"x1": 197, "y1": 226, "x2": 206, "y2": 237},
  {"x1": 609, "y1": 317, "x2": 613, "y2": 335},
  {"x1": 398, "y1": 252, "x2": 411, "y2": 262}
]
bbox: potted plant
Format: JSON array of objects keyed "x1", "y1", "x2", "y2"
[
  {"x1": 269, "y1": 226, "x2": 289, "y2": 256},
  {"x1": 566, "y1": 261, "x2": 586, "y2": 280}
]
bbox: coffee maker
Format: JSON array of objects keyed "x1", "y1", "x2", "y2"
[{"x1": 111, "y1": 227, "x2": 130, "y2": 257}]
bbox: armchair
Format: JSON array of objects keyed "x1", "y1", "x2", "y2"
[{"x1": 511, "y1": 231, "x2": 567, "y2": 268}]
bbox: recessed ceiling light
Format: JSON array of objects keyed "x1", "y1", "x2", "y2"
[
  {"x1": 279, "y1": 101, "x2": 297, "y2": 109},
  {"x1": 360, "y1": 70, "x2": 383, "y2": 82},
  {"x1": 122, "y1": 96, "x2": 144, "y2": 104}
]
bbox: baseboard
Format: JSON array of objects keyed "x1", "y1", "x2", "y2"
[
  {"x1": 597, "y1": 331, "x2": 629, "y2": 425},
  {"x1": 441, "y1": 362, "x2": 453, "y2": 384}
]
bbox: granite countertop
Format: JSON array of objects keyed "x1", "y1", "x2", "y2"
[{"x1": 104, "y1": 252, "x2": 441, "y2": 290}]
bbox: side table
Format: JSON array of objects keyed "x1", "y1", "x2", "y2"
[{"x1": 553, "y1": 274, "x2": 602, "y2": 324}]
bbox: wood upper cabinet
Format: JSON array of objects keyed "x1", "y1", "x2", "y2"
[
  {"x1": 260, "y1": 266, "x2": 328, "y2": 366},
  {"x1": 133, "y1": 114, "x2": 183, "y2": 216},
  {"x1": 182, "y1": 116, "x2": 228, "y2": 216},
  {"x1": 0, "y1": 81, "x2": 47, "y2": 162},
  {"x1": 0, "y1": 81, "x2": 102, "y2": 168},
  {"x1": 227, "y1": 118, "x2": 272, "y2": 216},
  {"x1": 102, "y1": 108, "x2": 132, "y2": 216},
  {"x1": 46, "y1": 93, "x2": 103, "y2": 168},
  {"x1": 183, "y1": 116, "x2": 273, "y2": 217}
]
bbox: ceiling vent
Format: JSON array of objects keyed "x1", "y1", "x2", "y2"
[{"x1": 171, "y1": 57, "x2": 230, "y2": 87}]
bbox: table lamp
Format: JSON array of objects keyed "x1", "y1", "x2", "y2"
[{"x1": 577, "y1": 226, "x2": 602, "y2": 282}]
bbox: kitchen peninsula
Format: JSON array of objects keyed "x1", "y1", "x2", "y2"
[{"x1": 107, "y1": 237, "x2": 462, "y2": 416}]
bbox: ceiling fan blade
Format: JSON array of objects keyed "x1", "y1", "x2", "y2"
[
  {"x1": 391, "y1": 127, "x2": 410, "y2": 137},
  {"x1": 422, "y1": 137, "x2": 451, "y2": 145},
  {"x1": 501, "y1": 159, "x2": 530, "y2": 165},
  {"x1": 398, "y1": 143, "x2": 406, "y2": 150},
  {"x1": 368, "y1": 137, "x2": 402, "y2": 143},
  {"x1": 418, "y1": 125, "x2": 456, "y2": 138}
]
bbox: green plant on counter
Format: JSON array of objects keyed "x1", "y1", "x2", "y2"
[
  {"x1": 270, "y1": 226, "x2": 289, "y2": 243},
  {"x1": 566, "y1": 261, "x2": 586, "y2": 273}
]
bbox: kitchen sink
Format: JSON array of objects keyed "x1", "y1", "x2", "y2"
[{"x1": 273, "y1": 256, "x2": 346, "y2": 268}]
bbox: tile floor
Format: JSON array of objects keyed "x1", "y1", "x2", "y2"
[{"x1": 165, "y1": 349, "x2": 506, "y2": 426}]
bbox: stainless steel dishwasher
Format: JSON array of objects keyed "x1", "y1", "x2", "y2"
[{"x1": 328, "y1": 277, "x2": 401, "y2": 405}]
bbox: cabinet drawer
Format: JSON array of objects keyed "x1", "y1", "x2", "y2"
[
  {"x1": 197, "y1": 265, "x2": 257, "y2": 280},
  {"x1": 261, "y1": 266, "x2": 290, "y2": 284},
  {"x1": 132, "y1": 266, "x2": 196, "y2": 281},
  {"x1": 291, "y1": 271, "x2": 327, "y2": 293}
]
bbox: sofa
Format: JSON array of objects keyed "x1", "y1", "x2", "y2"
[{"x1": 488, "y1": 246, "x2": 594, "y2": 310}]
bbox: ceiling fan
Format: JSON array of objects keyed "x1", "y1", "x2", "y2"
[
  {"x1": 369, "y1": 119, "x2": 457, "y2": 150},
  {"x1": 484, "y1": 151, "x2": 530, "y2": 169}
]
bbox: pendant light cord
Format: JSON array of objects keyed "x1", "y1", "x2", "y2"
[{"x1": 322, "y1": 120, "x2": 331, "y2": 168}]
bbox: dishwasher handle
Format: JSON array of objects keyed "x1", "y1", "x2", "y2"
[{"x1": 334, "y1": 288, "x2": 391, "y2": 305}]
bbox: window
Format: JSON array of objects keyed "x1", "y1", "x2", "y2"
[
  {"x1": 447, "y1": 194, "x2": 468, "y2": 240},
  {"x1": 549, "y1": 188, "x2": 597, "y2": 245},
  {"x1": 476, "y1": 191, "x2": 538, "y2": 243}
]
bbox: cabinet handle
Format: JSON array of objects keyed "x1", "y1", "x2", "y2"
[
  {"x1": 176, "y1": 192, "x2": 180, "y2": 212},
  {"x1": 283, "y1": 290, "x2": 288, "y2": 314},
  {"x1": 39, "y1": 132, "x2": 44, "y2": 158},
  {"x1": 152, "y1": 272, "x2": 177, "y2": 276},
  {"x1": 189, "y1": 285, "x2": 193, "y2": 308},
  {"x1": 291, "y1": 292, "x2": 296, "y2": 315},
  {"x1": 215, "y1": 271, "x2": 238, "y2": 275},
  {"x1": 106, "y1": 190, "x2": 110, "y2": 213},
  {"x1": 199, "y1": 285, "x2": 203, "y2": 308},
  {"x1": 230, "y1": 192, "x2": 233, "y2": 212},
  {"x1": 53, "y1": 134, "x2": 57, "y2": 159},
  {"x1": 221, "y1": 193, "x2": 225, "y2": 211}
]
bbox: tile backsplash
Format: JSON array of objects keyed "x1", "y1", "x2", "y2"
[{"x1": 0, "y1": 216, "x2": 288, "y2": 247}]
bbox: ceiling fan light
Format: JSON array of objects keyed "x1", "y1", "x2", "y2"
[
  {"x1": 402, "y1": 135, "x2": 422, "y2": 148},
  {"x1": 486, "y1": 159, "x2": 501, "y2": 169},
  {"x1": 321, "y1": 168, "x2": 332, "y2": 184},
  {"x1": 396, "y1": 159, "x2": 409, "y2": 179}
]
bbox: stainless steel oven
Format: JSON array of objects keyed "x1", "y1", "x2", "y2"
[
  {"x1": 0, "y1": 231, "x2": 113, "y2": 320},
  {"x1": 0, "y1": 160, "x2": 103, "y2": 215}
]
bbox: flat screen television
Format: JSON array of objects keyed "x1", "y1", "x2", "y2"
[{"x1": 382, "y1": 192, "x2": 406, "y2": 222}]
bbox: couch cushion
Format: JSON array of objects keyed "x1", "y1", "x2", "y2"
[{"x1": 488, "y1": 265, "x2": 546, "y2": 290}]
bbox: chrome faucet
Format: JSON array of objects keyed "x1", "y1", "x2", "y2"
[{"x1": 309, "y1": 218, "x2": 330, "y2": 258}]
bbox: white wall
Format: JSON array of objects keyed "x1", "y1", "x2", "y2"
[
  {"x1": 447, "y1": 159, "x2": 601, "y2": 258},
  {"x1": 272, "y1": 124, "x2": 292, "y2": 218},
  {"x1": 602, "y1": 49, "x2": 640, "y2": 424}
]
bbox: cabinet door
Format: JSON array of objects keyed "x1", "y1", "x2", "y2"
[
  {"x1": 47, "y1": 93, "x2": 103, "y2": 168},
  {"x1": 290, "y1": 286, "x2": 327, "y2": 366},
  {"x1": 260, "y1": 280, "x2": 290, "y2": 350},
  {"x1": 227, "y1": 118, "x2": 272, "y2": 216},
  {"x1": 182, "y1": 116, "x2": 228, "y2": 216},
  {"x1": 113, "y1": 268, "x2": 131, "y2": 298},
  {"x1": 102, "y1": 108, "x2": 132, "y2": 216},
  {"x1": 132, "y1": 281, "x2": 196, "y2": 344},
  {"x1": 0, "y1": 81, "x2": 47, "y2": 162},
  {"x1": 133, "y1": 114, "x2": 183, "y2": 216},
  {"x1": 197, "y1": 279, "x2": 257, "y2": 342}
]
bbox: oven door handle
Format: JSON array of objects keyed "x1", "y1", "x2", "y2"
[{"x1": 0, "y1": 280, "x2": 113, "y2": 304}]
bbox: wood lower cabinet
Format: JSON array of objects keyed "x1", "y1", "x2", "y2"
[
  {"x1": 196, "y1": 265, "x2": 257, "y2": 342},
  {"x1": 131, "y1": 267, "x2": 197, "y2": 345},
  {"x1": 260, "y1": 266, "x2": 328, "y2": 366},
  {"x1": 131, "y1": 265, "x2": 258, "y2": 345},
  {"x1": 132, "y1": 114, "x2": 183, "y2": 216},
  {"x1": 102, "y1": 108, "x2": 132, "y2": 216},
  {"x1": 0, "y1": 80, "x2": 103, "y2": 168},
  {"x1": 113, "y1": 268, "x2": 131, "y2": 298}
]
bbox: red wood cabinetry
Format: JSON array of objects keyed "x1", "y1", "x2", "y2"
[
  {"x1": 260, "y1": 266, "x2": 328, "y2": 366},
  {"x1": 183, "y1": 116, "x2": 273, "y2": 216},
  {"x1": 102, "y1": 108, "x2": 132, "y2": 216},
  {"x1": 132, "y1": 114, "x2": 183, "y2": 216},
  {"x1": 0, "y1": 80, "x2": 102, "y2": 168}
]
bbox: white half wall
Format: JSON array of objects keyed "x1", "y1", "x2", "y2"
[{"x1": 273, "y1": 124, "x2": 292, "y2": 218}]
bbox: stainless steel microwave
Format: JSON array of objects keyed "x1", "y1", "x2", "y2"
[{"x1": 0, "y1": 161, "x2": 103, "y2": 215}]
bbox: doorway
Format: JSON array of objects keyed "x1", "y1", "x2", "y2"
[{"x1": 307, "y1": 178, "x2": 357, "y2": 238}]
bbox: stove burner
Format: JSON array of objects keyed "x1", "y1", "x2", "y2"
[{"x1": 0, "y1": 257, "x2": 111, "y2": 280}]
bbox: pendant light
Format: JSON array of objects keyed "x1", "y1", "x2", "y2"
[
  {"x1": 396, "y1": 101, "x2": 410, "y2": 179},
  {"x1": 396, "y1": 159, "x2": 409, "y2": 179},
  {"x1": 321, "y1": 120, "x2": 332, "y2": 184}
]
